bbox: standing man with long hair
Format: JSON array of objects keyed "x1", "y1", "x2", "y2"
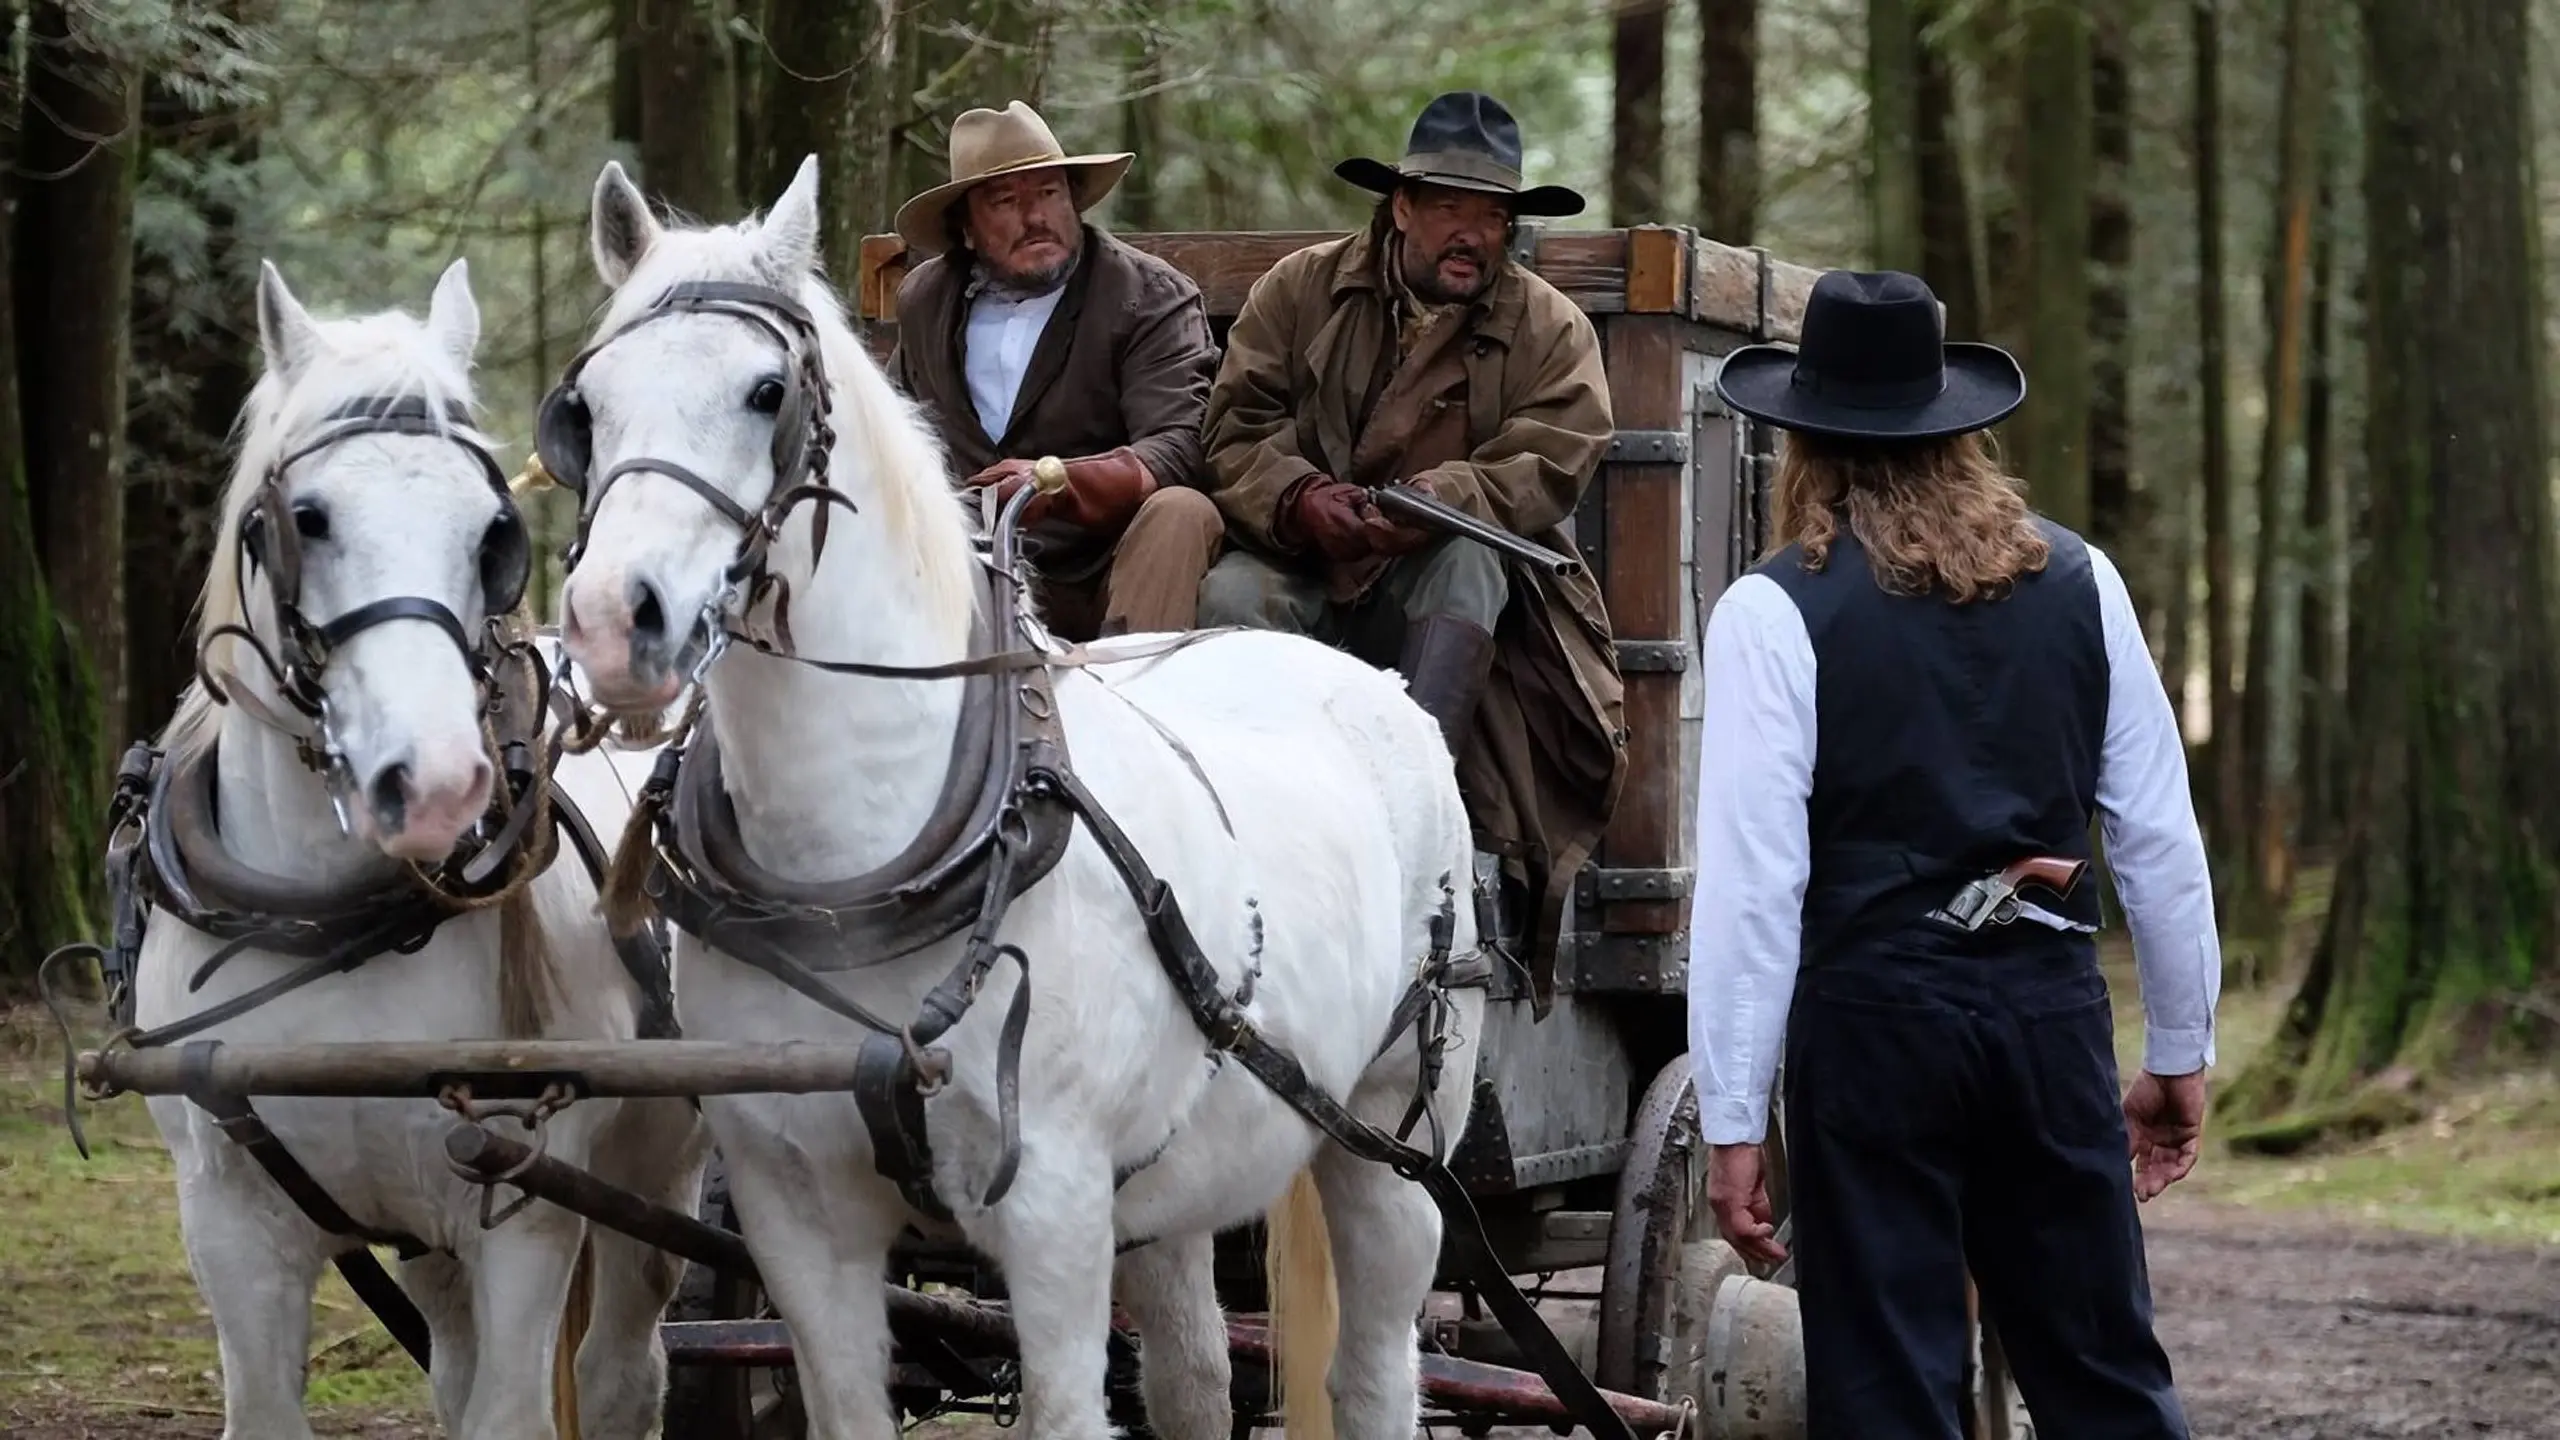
[{"x1": 1686, "y1": 269, "x2": 2219, "y2": 1438}]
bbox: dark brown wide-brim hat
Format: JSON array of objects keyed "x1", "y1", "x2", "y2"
[
  {"x1": 1716, "y1": 269, "x2": 2025, "y2": 441},
  {"x1": 1334, "y1": 91, "x2": 1586, "y2": 218},
  {"x1": 893, "y1": 101, "x2": 1135, "y2": 257}
]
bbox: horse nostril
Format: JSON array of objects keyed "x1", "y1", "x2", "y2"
[
  {"x1": 371, "y1": 762, "x2": 411, "y2": 835},
  {"x1": 628, "y1": 579, "x2": 665, "y2": 642}
]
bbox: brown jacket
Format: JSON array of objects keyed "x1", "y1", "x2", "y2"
[
  {"x1": 1201, "y1": 220, "x2": 1627, "y2": 1005},
  {"x1": 888, "y1": 225, "x2": 1218, "y2": 580}
]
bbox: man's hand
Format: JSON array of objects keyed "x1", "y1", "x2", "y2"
[
  {"x1": 1361, "y1": 475, "x2": 1438, "y2": 556},
  {"x1": 1284, "y1": 477, "x2": 1380, "y2": 564},
  {"x1": 1706, "y1": 1141, "x2": 1789, "y2": 1266},
  {"x1": 963, "y1": 456, "x2": 1039, "y2": 493},
  {"x1": 2123, "y1": 1069, "x2": 2208, "y2": 1202}
]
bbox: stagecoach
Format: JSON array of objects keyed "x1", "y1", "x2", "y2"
[{"x1": 67, "y1": 220, "x2": 2031, "y2": 1440}]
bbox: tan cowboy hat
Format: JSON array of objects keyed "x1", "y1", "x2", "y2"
[{"x1": 893, "y1": 101, "x2": 1135, "y2": 257}]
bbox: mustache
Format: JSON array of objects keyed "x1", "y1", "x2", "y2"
[{"x1": 1436, "y1": 243, "x2": 1489, "y2": 266}]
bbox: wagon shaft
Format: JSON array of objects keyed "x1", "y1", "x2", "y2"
[
  {"x1": 1226, "y1": 1320, "x2": 1687, "y2": 1437},
  {"x1": 78, "y1": 1038, "x2": 874, "y2": 1100}
]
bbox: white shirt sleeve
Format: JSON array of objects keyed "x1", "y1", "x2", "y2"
[
  {"x1": 1685, "y1": 574, "x2": 1817, "y2": 1146},
  {"x1": 2086, "y1": 544, "x2": 2223, "y2": 1075}
]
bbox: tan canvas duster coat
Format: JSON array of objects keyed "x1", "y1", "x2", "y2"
[{"x1": 1201, "y1": 218, "x2": 1627, "y2": 1006}]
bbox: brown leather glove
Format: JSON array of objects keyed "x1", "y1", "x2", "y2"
[
  {"x1": 1279, "y1": 476, "x2": 1377, "y2": 563},
  {"x1": 1034, "y1": 447, "x2": 1158, "y2": 532},
  {"x1": 1360, "y1": 474, "x2": 1439, "y2": 557},
  {"x1": 970, "y1": 449, "x2": 1160, "y2": 533}
]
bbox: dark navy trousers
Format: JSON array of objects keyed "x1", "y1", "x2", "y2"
[{"x1": 1781, "y1": 937, "x2": 2189, "y2": 1440}]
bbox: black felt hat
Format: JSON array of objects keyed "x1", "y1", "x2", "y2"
[
  {"x1": 1715, "y1": 270, "x2": 2025, "y2": 440},
  {"x1": 1334, "y1": 91, "x2": 1587, "y2": 218}
]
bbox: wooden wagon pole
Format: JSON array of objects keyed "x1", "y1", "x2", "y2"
[
  {"x1": 443, "y1": 1122, "x2": 1023, "y2": 1356},
  {"x1": 79, "y1": 1039, "x2": 881, "y2": 1101}
]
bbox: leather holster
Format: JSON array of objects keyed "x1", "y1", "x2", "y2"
[{"x1": 1398, "y1": 614, "x2": 1498, "y2": 759}]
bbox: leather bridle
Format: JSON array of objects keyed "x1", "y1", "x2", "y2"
[{"x1": 197, "y1": 392, "x2": 538, "y2": 828}]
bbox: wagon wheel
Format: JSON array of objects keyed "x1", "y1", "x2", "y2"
[{"x1": 662, "y1": 1151, "x2": 807, "y2": 1440}]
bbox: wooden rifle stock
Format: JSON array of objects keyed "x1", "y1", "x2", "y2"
[{"x1": 1371, "y1": 485, "x2": 1583, "y2": 577}]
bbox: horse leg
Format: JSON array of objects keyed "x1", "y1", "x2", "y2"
[
  {"x1": 1305, "y1": 1147, "x2": 1440, "y2": 1440},
  {"x1": 576, "y1": 1099, "x2": 709, "y2": 1439},
  {"x1": 166, "y1": 1153, "x2": 331, "y2": 1440},
  {"x1": 402, "y1": 1249, "x2": 479, "y2": 1431},
  {"x1": 713, "y1": 1105, "x2": 906, "y2": 1440},
  {"x1": 974, "y1": 1143, "x2": 1119, "y2": 1440},
  {"x1": 457, "y1": 1202, "x2": 588, "y2": 1440},
  {"x1": 1114, "y1": 1232, "x2": 1234, "y2": 1440}
]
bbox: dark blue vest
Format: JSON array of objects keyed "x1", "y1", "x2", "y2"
[{"x1": 1754, "y1": 515, "x2": 2108, "y2": 963}]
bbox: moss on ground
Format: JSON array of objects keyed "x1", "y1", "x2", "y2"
[{"x1": 0, "y1": 1009, "x2": 429, "y2": 1429}]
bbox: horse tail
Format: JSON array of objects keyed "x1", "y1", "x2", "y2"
[
  {"x1": 552, "y1": 1234, "x2": 595, "y2": 1439},
  {"x1": 1265, "y1": 1166, "x2": 1339, "y2": 1440}
]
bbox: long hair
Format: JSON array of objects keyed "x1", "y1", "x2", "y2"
[{"x1": 1764, "y1": 427, "x2": 2050, "y2": 603}]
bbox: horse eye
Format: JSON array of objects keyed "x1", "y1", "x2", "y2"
[
  {"x1": 292, "y1": 501, "x2": 330, "y2": 541},
  {"x1": 748, "y1": 378, "x2": 787, "y2": 414}
]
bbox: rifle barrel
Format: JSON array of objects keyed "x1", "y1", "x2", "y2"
[{"x1": 1372, "y1": 486, "x2": 1583, "y2": 577}]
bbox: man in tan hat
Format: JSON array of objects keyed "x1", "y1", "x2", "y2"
[
  {"x1": 1196, "y1": 91, "x2": 1623, "y2": 998},
  {"x1": 886, "y1": 100, "x2": 1225, "y2": 639}
]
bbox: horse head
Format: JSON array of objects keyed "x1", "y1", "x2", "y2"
[
  {"x1": 177, "y1": 257, "x2": 527, "y2": 864},
  {"x1": 552, "y1": 154, "x2": 977, "y2": 716}
]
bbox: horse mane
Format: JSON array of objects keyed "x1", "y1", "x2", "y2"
[
  {"x1": 160, "y1": 303, "x2": 498, "y2": 767},
  {"x1": 594, "y1": 220, "x2": 984, "y2": 652}
]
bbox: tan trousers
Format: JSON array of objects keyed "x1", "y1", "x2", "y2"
[{"x1": 1035, "y1": 486, "x2": 1226, "y2": 641}]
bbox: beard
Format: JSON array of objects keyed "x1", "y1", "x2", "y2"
[
  {"x1": 1401, "y1": 235, "x2": 1497, "y2": 304},
  {"x1": 982, "y1": 228, "x2": 1080, "y2": 296}
]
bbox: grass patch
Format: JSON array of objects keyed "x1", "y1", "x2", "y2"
[
  {"x1": 2100, "y1": 910, "x2": 2560, "y2": 1250},
  {"x1": 0, "y1": 1007, "x2": 430, "y2": 1427}
]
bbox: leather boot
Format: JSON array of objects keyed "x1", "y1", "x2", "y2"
[{"x1": 1398, "y1": 614, "x2": 1497, "y2": 759}]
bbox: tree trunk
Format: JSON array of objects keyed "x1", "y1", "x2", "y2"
[
  {"x1": 1118, "y1": 23, "x2": 1165, "y2": 232},
  {"x1": 2194, "y1": 0, "x2": 2240, "y2": 864},
  {"x1": 126, "y1": 36, "x2": 260, "y2": 743},
  {"x1": 635, "y1": 0, "x2": 738, "y2": 220},
  {"x1": 1611, "y1": 0, "x2": 1667, "y2": 226},
  {"x1": 610, "y1": 0, "x2": 643, "y2": 149},
  {"x1": 2019, "y1": 0, "x2": 2090, "y2": 532},
  {"x1": 2296, "y1": 130, "x2": 2343, "y2": 856},
  {"x1": 2086, "y1": 2, "x2": 2132, "y2": 557},
  {"x1": 17, "y1": 1, "x2": 140, "y2": 760},
  {"x1": 2235, "y1": 0, "x2": 2328, "y2": 932},
  {"x1": 2229, "y1": 0, "x2": 2557, "y2": 1122},
  {"x1": 1914, "y1": 2, "x2": 1978, "y2": 338},
  {"x1": 1867, "y1": 0, "x2": 1921, "y2": 271},
  {"x1": 1696, "y1": 0, "x2": 1758, "y2": 245},
  {"x1": 753, "y1": 0, "x2": 864, "y2": 278},
  {"x1": 0, "y1": 2, "x2": 103, "y2": 983}
]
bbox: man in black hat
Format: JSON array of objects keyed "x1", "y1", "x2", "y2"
[
  {"x1": 1687, "y1": 269, "x2": 2219, "y2": 1438},
  {"x1": 1195, "y1": 91, "x2": 1625, "y2": 995}
]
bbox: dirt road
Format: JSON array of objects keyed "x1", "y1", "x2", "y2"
[
  {"x1": 8, "y1": 1199, "x2": 2554, "y2": 1439},
  {"x1": 2146, "y1": 1198, "x2": 2559, "y2": 1438}
]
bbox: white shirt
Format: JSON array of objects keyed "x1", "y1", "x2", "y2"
[
  {"x1": 963, "y1": 281, "x2": 1068, "y2": 441},
  {"x1": 1685, "y1": 543, "x2": 2221, "y2": 1145}
]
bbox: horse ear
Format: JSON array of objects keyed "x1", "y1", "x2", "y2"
[
  {"x1": 257, "y1": 259, "x2": 322, "y2": 383},
  {"x1": 591, "y1": 160, "x2": 660, "y2": 288},
  {"x1": 426, "y1": 257, "x2": 481, "y2": 371},
  {"x1": 756, "y1": 154, "x2": 822, "y2": 281}
]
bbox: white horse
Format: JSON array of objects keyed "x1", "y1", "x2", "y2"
[
  {"x1": 130, "y1": 257, "x2": 707, "y2": 1439},
  {"x1": 549, "y1": 154, "x2": 1487, "y2": 1440}
]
